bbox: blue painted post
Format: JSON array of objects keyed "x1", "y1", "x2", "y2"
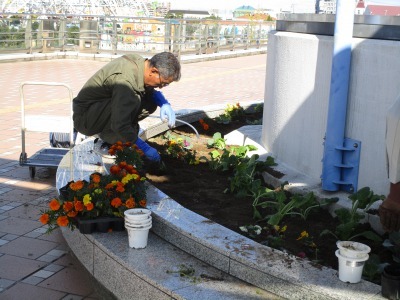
[{"x1": 321, "y1": 0, "x2": 355, "y2": 191}]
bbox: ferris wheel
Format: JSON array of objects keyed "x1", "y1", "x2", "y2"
[{"x1": 0, "y1": 0, "x2": 150, "y2": 17}]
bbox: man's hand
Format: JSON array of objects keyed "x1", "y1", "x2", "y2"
[
  {"x1": 152, "y1": 91, "x2": 176, "y2": 128},
  {"x1": 379, "y1": 197, "x2": 400, "y2": 232},
  {"x1": 135, "y1": 138, "x2": 161, "y2": 162},
  {"x1": 160, "y1": 104, "x2": 176, "y2": 128}
]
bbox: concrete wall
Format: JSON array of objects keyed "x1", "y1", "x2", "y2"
[{"x1": 262, "y1": 31, "x2": 400, "y2": 195}]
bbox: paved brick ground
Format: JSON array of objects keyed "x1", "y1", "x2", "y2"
[{"x1": 0, "y1": 52, "x2": 267, "y2": 299}]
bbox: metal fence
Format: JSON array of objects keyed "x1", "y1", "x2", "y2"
[{"x1": 0, "y1": 13, "x2": 275, "y2": 59}]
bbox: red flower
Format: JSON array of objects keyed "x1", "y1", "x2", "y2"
[
  {"x1": 69, "y1": 180, "x2": 84, "y2": 191},
  {"x1": 111, "y1": 197, "x2": 122, "y2": 208},
  {"x1": 91, "y1": 173, "x2": 101, "y2": 183},
  {"x1": 110, "y1": 165, "x2": 121, "y2": 175},
  {"x1": 57, "y1": 216, "x2": 69, "y2": 227},
  {"x1": 49, "y1": 199, "x2": 60, "y2": 211},
  {"x1": 40, "y1": 213, "x2": 49, "y2": 224},
  {"x1": 125, "y1": 197, "x2": 135, "y2": 208},
  {"x1": 85, "y1": 202, "x2": 94, "y2": 211},
  {"x1": 63, "y1": 201, "x2": 73, "y2": 212},
  {"x1": 74, "y1": 201, "x2": 84, "y2": 212}
]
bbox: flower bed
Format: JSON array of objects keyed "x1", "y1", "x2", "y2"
[{"x1": 145, "y1": 103, "x2": 393, "y2": 285}]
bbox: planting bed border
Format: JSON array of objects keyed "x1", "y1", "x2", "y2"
[{"x1": 58, "y1": 103, "x2": 384, "y2": 300}]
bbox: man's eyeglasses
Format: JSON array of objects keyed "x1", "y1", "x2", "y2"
[{"x1": 158, "y1": 74, "x2": 169, "y2": 88}]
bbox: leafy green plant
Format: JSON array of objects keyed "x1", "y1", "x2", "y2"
[
  {"x1": 289, "y1": 193, "x2": 339, "y2": 220},
  {"x1": 162, "y1": 131, "x2": 198, "y2": 165},
  {"x1": 215, "y1": 114, "x2": 232, "y2": 124},
  {"x1": 228, "y1": 154, "x2": 275, "y2": 199},
  {"x1": 207, "y1": 132, "x2": 226, "y2": 150},
  {"x1": 207, "y1": 145, "x2": 258, "y2": 172},
  {"x1": 320, "y1": 187, "x2": 384, "y2": 242},
  {"x1": 215, "y1": 103, "x2": 245, "y2": 124}
]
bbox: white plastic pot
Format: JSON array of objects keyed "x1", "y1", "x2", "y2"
[
  {"x1": 336, "y1": 241, "x2": 371, "y2": 259},
  {"x1": 125, "y1": 218, "x2": 152, "y2": 228},
  {"x1": 335, "y1": 250, "x2": 369, "y2": 283},
  {"x1": 124, "y1": 208, "x2": 151, "y2": 221},
  {"x1": 126, "y1": 224, "x2": 152, "y2": 249}
]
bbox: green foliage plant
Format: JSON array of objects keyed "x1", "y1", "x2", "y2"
[
  {"x1": 162, "y1": 131, "x2": 198, "y2": 165},
  {"x1": 289, "y1": 193, "x2": 339, "y2": 221},
  {"x1": 207, "y1": 132, "x2": 226, "y2": 150},
  {"x1": 320, "y1": 187, "x2": 384, "y2": 242}
]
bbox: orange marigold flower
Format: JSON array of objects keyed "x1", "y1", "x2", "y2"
[
  {"x1": 139, "y1": 199, "x2": 147, "y2": 207},
  {"x1": 125, "y1": 197, "x2": 135, "y2": 208},
  {"x1": 137, "y1": 149, "x2": 144, "y2": 156},
  {"x1": 67, "y1": 210, "x2": 78, "y2": 218},
  {"x1": 70, "y1": 180, "x2": 84, "y2": 191},
  {"x1": 57, "y1": 216, "x2": 69, "y2": 227},
  {"x1": 108, "y1": 148, "x2": 115, "y2": 155},
  {"x1": 110, "y1": 165, "x2": 121, "y2": 175},
  {"x1": 39, "y1": 213, "x2": 49, "y2": 224},
  {"x1": 116, "y1": 141, "x2": 123, "y2": 146},
  {"x1": 119, "y1": 161, "x2": 127, "y2": 168},
  {"x1": 124, "y1": 142, "x2": 132, "y2": 147},
  {"x1": 91, "y1": 173, "x2": 101, "y2": 183},
  {"x1": 74, "y1": 201, "x2": 84, "y2": 212},
  {"x1": 49, "y1": 199, "x2": 61, "y2": 211},
  {"x1": 63, "y1": 201, "x2": 73, "y2": 212},
  {"x1": 116, "y1": 185, "x2": 125, "y2": 193},
  {"x1": 111, "y1": 197, "x2": 122, "y2": 208},
  {"x1": 125, "y1": 165, "x2": 134, "y2": 173},
  {"x1": 85, "y1": 202, "x2": 94, "y2": 211},
  {"x1": 105, "y1": 183, "x2": 114, "y2": 190},
  {"x1": 116, "y1": 182, "x2": 125, "y2": 192}
]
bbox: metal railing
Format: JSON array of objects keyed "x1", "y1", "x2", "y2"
[{"x1": 0, "y1": 13, "x2": 275, "y2": 59}]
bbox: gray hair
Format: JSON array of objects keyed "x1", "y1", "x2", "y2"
[{"x1": 149, "y1": 52, "x2": 181, "y2": 82}]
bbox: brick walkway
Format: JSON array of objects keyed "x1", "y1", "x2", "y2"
[{"x1": 0, "y1": 52, "x2": 267, "y2": 299}]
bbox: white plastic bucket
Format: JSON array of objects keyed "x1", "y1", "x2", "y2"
[
  {"x1": 124, "y1": 208, "x2": 151, "y2": 221},
  {"x1": 125, "y1": 218, "x2": 152, "y2": 228},
  {"x1": 336, "y1": 241, "x2": 371, "y2": 259},
  {"x1": 126, "y1": 224, "x2": 152, "y2": 249},
  {"x1": 335, "y1": 250, "x2": 369, "y2": 283}
]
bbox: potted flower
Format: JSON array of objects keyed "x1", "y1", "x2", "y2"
[{"x1": 40, "y1": 141, "x2": 148, "y2": 234}]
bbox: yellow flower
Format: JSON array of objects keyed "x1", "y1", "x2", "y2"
[
  {"x1": 297, "y1": 230, "x2": 309, "y2": 240},
  {"x1": 121, "y1": 173, "x2": 135, "y2": 184},
  {"x1": 83, "y1": 194, "x2": 92, "y2": 205},
  {"x1": 94, "y1": 189, "x2": 102, "y2": 194}
]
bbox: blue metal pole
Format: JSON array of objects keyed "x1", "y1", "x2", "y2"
[{"x1": 321, "y1": 0, "x2": 355, "y2": 191}]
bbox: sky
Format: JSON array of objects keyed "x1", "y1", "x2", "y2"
[{"x1": 169, "y1": 0, "x2": 400, "y2": 12}]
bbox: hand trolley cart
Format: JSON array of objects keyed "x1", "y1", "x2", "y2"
[{"x1": 19, "y1": 81, "x2": 74, "y2": 179}]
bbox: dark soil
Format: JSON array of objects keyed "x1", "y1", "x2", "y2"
[{"x1": 145, "y1": 112, "x2": 391, "y2": 284}]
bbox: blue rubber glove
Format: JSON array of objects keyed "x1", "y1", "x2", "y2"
[
  {"x1": 152, "y1": 91, "x2": 176, "y2": 128},
  {"x1": 135, "y1": 138, "x2": 161, "y2": 162}
]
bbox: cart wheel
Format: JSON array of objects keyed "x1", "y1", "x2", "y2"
[
  {"x1": 19, "y1": 152, "x2": 27, "y2": 164},
  {"x1": 29, "y1": 167, "x2": 36, "y2": 179}
]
